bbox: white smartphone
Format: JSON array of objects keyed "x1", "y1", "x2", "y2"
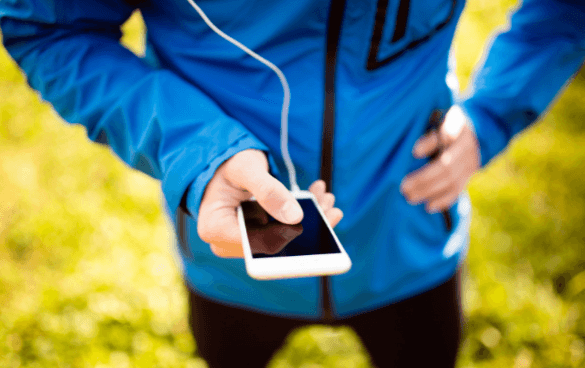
[{"x1": 237, "y1": 190, "x2": 352, "y2": 280}]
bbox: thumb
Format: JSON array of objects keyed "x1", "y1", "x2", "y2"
[
  {"x1": 243, "y1": 171, "x2": 304, "y2": 224},
  {"x1": 223, "y1": 150, "x2": 303, "y2": 224}
]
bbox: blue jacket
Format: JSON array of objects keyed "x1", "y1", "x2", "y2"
[{"x1": 1, "y1": 0, "x2": 584, "y2": 319}]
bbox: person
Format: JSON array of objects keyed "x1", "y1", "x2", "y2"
[{"x1": 1, "y1": 0, "x2": 584, "y2": 366}]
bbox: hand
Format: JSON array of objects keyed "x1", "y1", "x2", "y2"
[
  {"x1": 197, "y1": 149, "x2": 344, "y2": 258},
  {"x1": 400, "y1": 106, "x2": 480, "y2": 213}
]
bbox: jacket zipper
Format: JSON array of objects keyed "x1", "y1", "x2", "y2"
[{"x1": 320, "y1": 0, "x2": 347, "y2": 322}]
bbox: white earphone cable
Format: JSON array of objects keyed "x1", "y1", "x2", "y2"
[{"x1": 185, "y1": 0, "x2": 300, "y2": 193}]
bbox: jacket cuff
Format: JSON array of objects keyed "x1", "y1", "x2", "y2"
[
  {"x1": 160, "y1": 118, "x2": 275, "y2": 222},
  {"x1": 459, "y1": 100, "x2": 510, "y2": 168}
]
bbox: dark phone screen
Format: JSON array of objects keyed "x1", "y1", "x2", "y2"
[{"x1": 241, "y1": 199, "x2": 341, "y2": 258}]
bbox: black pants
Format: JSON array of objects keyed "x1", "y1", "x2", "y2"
[{"x1": 187, "y1": 272, "x2": 462, "y2": 368}]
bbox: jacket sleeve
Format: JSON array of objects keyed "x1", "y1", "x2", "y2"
[
  {"x1": 0, "y1": 0, "x2": 271, "y2": 221},
  {"x1": 459, "y1": 0, "x2": 585, "y2": 167}
]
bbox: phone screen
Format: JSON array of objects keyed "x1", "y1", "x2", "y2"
[{"x1": 241, "y1": 198, "x2": 342, "y2": 258}]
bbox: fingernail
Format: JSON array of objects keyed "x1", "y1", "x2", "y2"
[
  {"x1": 281, "y1": 201, "x2": 302, "y2": 223},
  {"x1": 428, "y1": 206, "x2": 438, "y2": 213}
]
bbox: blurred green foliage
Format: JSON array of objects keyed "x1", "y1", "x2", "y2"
[{"x1": 1, "y1": 1, "x2": 584, "y2": 367}]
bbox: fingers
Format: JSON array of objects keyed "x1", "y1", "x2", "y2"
[
  {"x1": 401, "y1": 157, "x2": 450, "y2": 198},
  {"x1": 402, "y1": 170, "x2": 453, "y2": 205},
  {"x1": 309, "y1": 180, "x2": 336, "y2": 212},
  {"x1": 309, "y1": 180, "x2": 326, "y2": 204},
  {"x1": 210, "y1": 243, "x2": 244, "y2": 258},
  {"x1": 325, "y1": 207, "x2": 344, "y2": 228},
  {"x1": 198, "y1": 206, "x2": 244, "y2": 258},
  {"x1": 401, "y1": 147, "x2": 463, "y2": 212},
  {"x1": 413, "y1": 132, "x2": 440, "y2": 159},
  {"x1": 401, "y1": 123, "x2": 480, "y2": 213},
  {"x1": 309, "y1": 179, "x2": 342, "y2": 227},
  {"x1": 426, "y1": 190, "x2": 460, "y2": 214},
  {"x1": 322, "y1": 193, "x2": 335, "y2": 211}
]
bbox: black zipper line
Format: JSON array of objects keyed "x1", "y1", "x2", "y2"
[{"x1": 320, "y1": 0, "x2": 347, "y2": 323}]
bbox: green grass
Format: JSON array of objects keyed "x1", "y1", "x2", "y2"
[{"x1": 1, "y1": 1, "x2": 585, "y2": 367}]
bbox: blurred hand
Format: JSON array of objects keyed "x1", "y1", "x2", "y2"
[
  {"x1": 197, "y1": 149, "x2": 343, "y2": 258},
  {"x1": 400, "y1": 106, "x2": 480, "y2": 213}
]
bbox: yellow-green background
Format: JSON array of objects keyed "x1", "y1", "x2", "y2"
[{"x1": 1, "y1": 0, "x2": 584, "y2": 367}]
